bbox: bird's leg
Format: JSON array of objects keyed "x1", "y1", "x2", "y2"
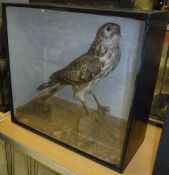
[
  {"x1": 92, "y1": 93, "x2": 110, "y2": 114},
  {"x1": 80, "y1": 100, "x2": 90, "y2": 116},
  {"x1": 74, "y1": 86, "x2": 90, "y2": 116}
]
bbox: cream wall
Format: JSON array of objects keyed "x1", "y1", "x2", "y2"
[{"x1": 134, "y1": 0, "x2": 154, "y2": 10}]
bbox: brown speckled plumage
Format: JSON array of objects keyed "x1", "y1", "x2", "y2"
[{"x1": 37, "y1": 23, "x2": 121, "y2": 115}]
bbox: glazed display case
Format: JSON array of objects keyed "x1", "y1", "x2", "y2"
[{"x1": 3, "y1": 3, "x2": 167, "y2": 172}]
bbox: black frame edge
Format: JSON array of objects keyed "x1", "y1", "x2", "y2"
[{"x1": 122, "y1": 12, "x2": 168, "y2": 170}]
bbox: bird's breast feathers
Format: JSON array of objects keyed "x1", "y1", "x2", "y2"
[{"x1": 99, "y1": 47, "x2": 120, "y2": 77}]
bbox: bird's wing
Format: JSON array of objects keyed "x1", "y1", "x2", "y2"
[{"x1": 50, "y1": 53, "x2": 102, "y2": 84}]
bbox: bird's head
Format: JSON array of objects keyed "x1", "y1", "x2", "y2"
[
  {"x1": 96, "y1": 23, "x2": 121, "y2": 43},
  {"x1": 90, "y1": 23, "x2": 121, "y2": 55}
]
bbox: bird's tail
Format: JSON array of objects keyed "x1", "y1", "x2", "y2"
[
  {"x1": 36, "y1": 83, "x2": 65, "y2": 101},
  {"x1": 37, "y1": 80, "x2": 56, "y2": 91}
]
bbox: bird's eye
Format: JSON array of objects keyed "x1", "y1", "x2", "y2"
[{"x1": 106, "y1": 26, "x2": 111, "y2": 31}]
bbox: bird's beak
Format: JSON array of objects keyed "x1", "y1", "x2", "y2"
[{"x1": 114, "y1": 31, "x2": 121, "y2": 37}]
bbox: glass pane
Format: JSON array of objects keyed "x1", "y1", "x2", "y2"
[{"x1": 6, "y1": 6, "x2": 145, "y2": 167}]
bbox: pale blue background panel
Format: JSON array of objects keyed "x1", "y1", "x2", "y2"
[{"x1": 6, "y1": 7, "x2": 145, "y2": 119}]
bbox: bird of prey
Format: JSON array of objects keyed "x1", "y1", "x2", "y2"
[{"x1": 37, "y1": 23, "x2": 121, "y2": 115}]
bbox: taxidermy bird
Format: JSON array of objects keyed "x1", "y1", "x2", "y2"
[{"x1": 37, "y1": 23, "x2": 121, "y2": 115}]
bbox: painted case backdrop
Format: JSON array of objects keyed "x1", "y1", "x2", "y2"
[{"x1": 6, "y1": 6, "x2": 145, "y2": 167}]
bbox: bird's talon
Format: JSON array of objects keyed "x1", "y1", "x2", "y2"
[{"x1": 97, "y1": 106, "x2": 110, "y2": 114}]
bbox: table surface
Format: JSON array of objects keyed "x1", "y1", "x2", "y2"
[
  {"x1": 0, "y1": 112, "x2": 10, "y2": 120},
  {"x1": 0, "y1": 113, "x2": 161, "y2": 175}
]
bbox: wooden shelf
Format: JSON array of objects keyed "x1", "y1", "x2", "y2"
[
  {"x1": 0, "y1": 112, "x2": 10, "y2": 120},
  {"x1": 0, "y1": 114, "x2": 161, "y2": 175}
]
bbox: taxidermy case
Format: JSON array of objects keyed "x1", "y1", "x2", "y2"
[{"x1": 3, "y1": 3, "x2": 167, "y2": 172}]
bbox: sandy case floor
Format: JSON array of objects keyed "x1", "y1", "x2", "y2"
[{"x1": 15, "y1": 96, "x2": 127, "y2": 166}]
